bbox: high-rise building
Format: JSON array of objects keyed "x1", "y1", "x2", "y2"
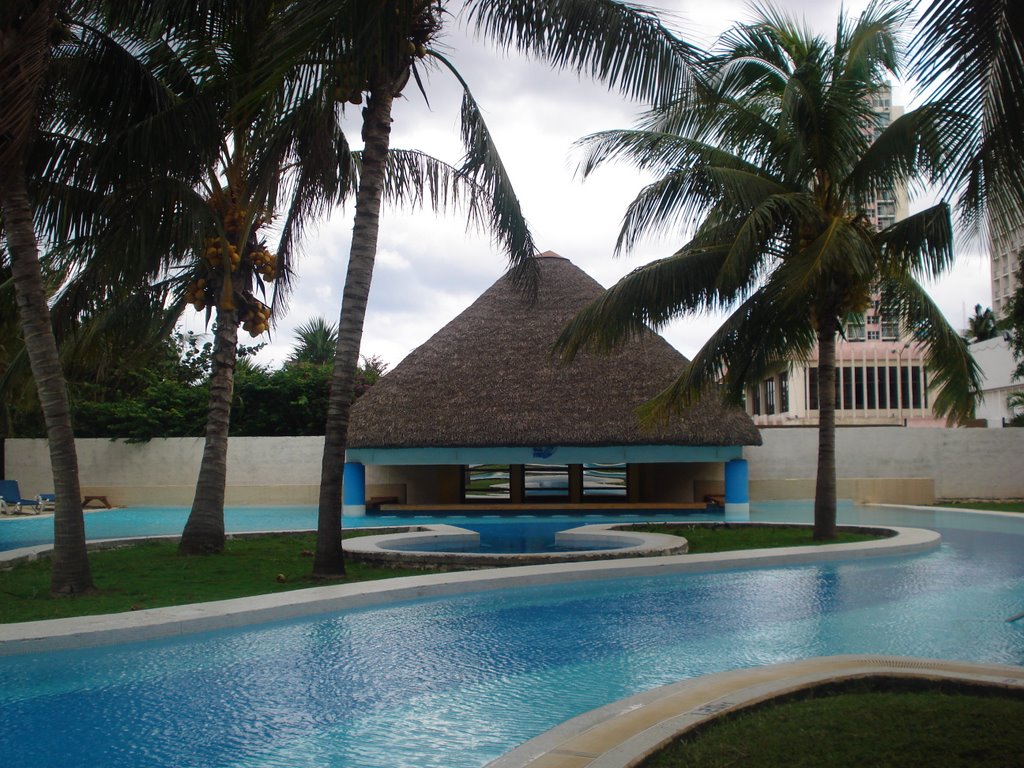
[{"x1": 989, "y1": 223, "x2": 1021, "y2": 319}]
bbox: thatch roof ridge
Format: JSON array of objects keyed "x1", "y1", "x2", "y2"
[{"x1": 349, "y1": 253, "x2": 761, "y2": 448}]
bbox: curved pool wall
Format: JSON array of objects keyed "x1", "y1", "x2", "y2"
[
  {"x1": 343, "y1": 523, "x2": 691, "y2": 567},
  {"x1": 2, "y1": 504, "x2": 1024, "y2": 768}
]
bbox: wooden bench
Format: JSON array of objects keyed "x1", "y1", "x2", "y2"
[{"x1": 366, "y1": 496, "x2": 399, "y2": 511}]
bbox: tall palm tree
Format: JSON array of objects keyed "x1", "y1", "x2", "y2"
[
  {"x1": 312, "y1": 0, "x2": 695, "y2": 576},
  {"x1": 556, "y1": 1, "x2": 981, "y2": 540},
  {"x1": 1, "y1": 0, "x2": 96, "y2": 594},
  {"x1": 912, "y1": 0, "x2": 1024, "y2": 232},
  {"x1": 104, "y1": 4, "x2": 356, "y2": 554}
]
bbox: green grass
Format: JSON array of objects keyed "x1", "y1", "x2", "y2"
[
  {"x1": 629, "y1": 523, "x2": 887, "y2": 553},
  {"x1": 0, "y1": 533, "x2": 443, "y2": 624},
  {"x1": 0, "y1": 524, "x2": 886, "y2": 624},
  {"x1": 935, "y1": 501, "x2": 1024, "y2": 514},
  {"x1": 641, "y1": 680, "x2": 1024, "y2": 768}
]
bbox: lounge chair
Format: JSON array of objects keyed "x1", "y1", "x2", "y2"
[
  {"x1": 35, "y1": 493, "x2": 56, "y2": 513},
  {"x1": 0, "y1": 480, "x2": 41, "y2": 515}
]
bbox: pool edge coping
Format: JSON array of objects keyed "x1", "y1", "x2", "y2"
[
  {"x1": 0, "y1": 525, "x2": 939, "y2": 656},
  {"x1": 482, "y1": 655, "x2": 1024, "y2": 768}
]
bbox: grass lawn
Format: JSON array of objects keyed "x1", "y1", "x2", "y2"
[
  {"x1": 935, "y1": 501, "x2": 1024, "y2": 514},
  {"x1": 0, "y1": 532, "x2": 443, "y2": 624},
  {"x1": 629, "y1": 523, "x2": 886, "y2": 553},
  {"x1": 1, "y1": 524, "x2": 887, "y2": 624},
  {"x1": 641, "y1": 680, "x2": 1024, "y2": 768}
]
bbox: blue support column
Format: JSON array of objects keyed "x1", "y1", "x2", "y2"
[
  {"x1": 342, "y1": 461, "x2": 366, "y2": 517},
  {"x1": 724, "y1": 458, "x2": 750, "y2": 521}
]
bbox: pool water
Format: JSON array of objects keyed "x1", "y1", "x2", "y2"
[
  {"x1": 383, "y1": 523, "x2": 628, "y2": 554},
  {"x1": 2, "y1": 504, "x2": 1023, "y2": 768}
]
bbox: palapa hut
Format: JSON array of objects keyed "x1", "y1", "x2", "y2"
[{"x1": 345, "y1": 252, "x2": 761, "y2": 514}]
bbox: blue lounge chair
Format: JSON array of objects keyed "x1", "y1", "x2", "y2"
[{"x1": 0, "y1": 480, "x2": 41, "y2": 515}]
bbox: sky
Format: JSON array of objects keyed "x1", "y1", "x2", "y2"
[{"x1": 190, "y1": 0, "x2": 992, "y2": 371}]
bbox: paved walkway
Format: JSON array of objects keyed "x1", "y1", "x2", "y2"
[{"x1": 485, "y1": 655, "x2": 1024, "y2": 768}]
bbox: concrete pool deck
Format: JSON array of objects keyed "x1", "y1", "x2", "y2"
[
  {"x1": 484, "y1": 655, "x2": 1024, "y2": 768},
  {"x1": 0, "y1": 524, "x2": 939, "y2": 656}
]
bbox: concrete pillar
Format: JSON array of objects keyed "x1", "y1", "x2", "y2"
[
  {"x1": 342, "y1": 461, "x2": 366, "y2": 517},
  {"x1": 724, "y1": 458, "x2": 750, "y2": 521}
]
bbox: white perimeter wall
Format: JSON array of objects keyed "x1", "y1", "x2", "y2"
[
  {"x1": 746, "y1": 427, "x2": 1024, "y2": 500},
  {"x1": 4, "y1": 427, "x2": 1024, "y2": 505}
]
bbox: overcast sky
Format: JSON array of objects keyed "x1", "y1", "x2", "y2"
[{"x1": 194, "y1": 0, "x2": 991, "y2": 370}]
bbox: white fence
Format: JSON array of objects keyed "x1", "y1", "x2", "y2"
[{"x1": 4, "y1": 426, "x2": 1023, "y2": 506}]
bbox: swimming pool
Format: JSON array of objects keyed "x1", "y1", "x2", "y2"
[{"x1": 2, "y1": 503, "x2": 1023, "y2": 768}]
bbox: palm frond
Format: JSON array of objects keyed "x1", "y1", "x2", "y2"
[
  {"x1": 554, "y1": 244, "x2": 754, "y2": 362},
  {"x1": 269, "y1": 95, "x2": 353, "y2": 299},
  {"x1": 433, "y1": 52, "x2": 538, "y2": 295},
  {"x1": 639, "y1": 279, "x2": 817, "y2": 420},
  {"x1": 873, "y1": 203, "x2": 955, "y2": 282},
  {"x1": 911, "y1": 0, "x2": 1024, "y2": 230},
  {"x1": 463, "y1": 0, "x2": 696, "y2": 106}
]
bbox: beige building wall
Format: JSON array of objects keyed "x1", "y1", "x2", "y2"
[{"x1": 5, "y1": 427, "x2": 1023, "y2": 508}]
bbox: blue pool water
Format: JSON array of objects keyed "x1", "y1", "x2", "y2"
[{"x1": 2, "y1": 503, "x2": 1023, "y2": 768}]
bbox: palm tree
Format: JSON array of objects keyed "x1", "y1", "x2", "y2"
[
  {"x1": 912, "y1": 0, "x2": 1024, "y2": 232},
  {"x1": 125, "y1": 5, "x2": 356, "y2": 555},
  {"x1": 966, "y1": 304, "x2": 998, "y2": 342},
  {"x1": 1, "y1": 0, "x2": 96, "y2": 594},
  {"x1": 286, "y1": 317, "x2": 339, "y2": 366},
  {"x1": 312, "y1": 0, "x2": 695, "y2": 576},
  {"x1": 556, "y1": 1, "x2": 981, "y2": 540},
  {"x1": 28, "y1": 3, "x2": 355, "y2": 555}
]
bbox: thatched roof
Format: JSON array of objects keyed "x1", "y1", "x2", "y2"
[{"x1": 348, "y1": 252, "x2": 761, "y2": 448}]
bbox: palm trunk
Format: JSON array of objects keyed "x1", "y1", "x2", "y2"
[
  {"x1": 313, "y1": 84, "x2": 397, "y2": 578},
  {"x1": 813, "y1": 316, "x2": 838, "y2": 541},
  {"x1": 2, "y1": 177, "x2": 94, "y2": 594},
  {"x1": 179, "y1": 309, "x2": 239, "y2": 554}
]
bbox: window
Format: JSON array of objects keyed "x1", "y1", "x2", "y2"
[
  {"x1": 854, "y1": 367, "x2": 865, "y2": 409},
  {"x1": 847, "y1": 323, "x2": 866, "y2": 341},
  {"x1": 464, "y1": 465, "x2": 510, "y2": 500},
  {"x1": 867, "y1": 330, "x2": 880, "y2": 340},
  {"x1": 764, "y1": 378, "x2": 776, "y2": 415},
  {"x1": 881, "y1": 320, "x2": 900, "y2": 340},
  {"x1": 808, "y1": 369, "x2": 818, "y2": 410},
  {"x1": 779, "y1": 372, "x2": 789, "y2": 412},
  {"x1": 841, "y1": 367, "x2": 854, "y2": 410},
  {"x1": 583, "y1": 464, "x2": 627, "y2": 498},
  {"x1": 911, "y1": 366, "x2": 923, "y2": 410},
  {"x1": 750, "y1": 384, "x2": 761, "y2": 415},
  {"x1": 524, "y1": 465, "x2": 569, "y2": 499},
  {"x1": 866, "y1": 366, "x2": 877, "y2": 408}
]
